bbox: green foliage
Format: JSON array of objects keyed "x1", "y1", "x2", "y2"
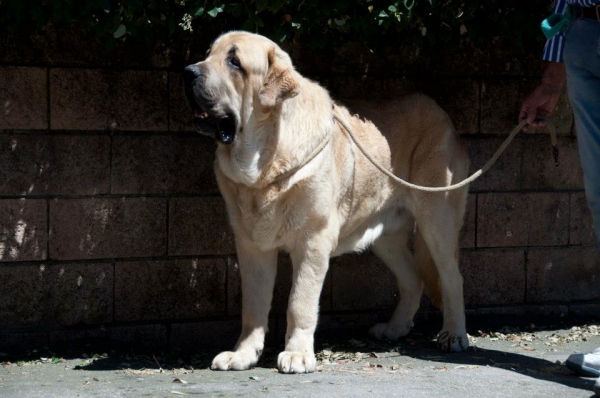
[{"x1": 0, "y1": 0, "x2": 549, "y2": 51}]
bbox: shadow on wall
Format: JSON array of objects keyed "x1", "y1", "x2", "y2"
[
  {"x1": 47, "y1": 196, "x2": 167, "y2": 261},
  {"x1": 0, "y1": 218, "x2": 35, "y2": 261},
  {"x1": 0, "y1": 261, "x2": 113, "y2": 329},
  {"x1": 0, "y1": 133, "x2": 65, "y2": 262},
  {"x1": 0, "y1": 198, "x2": 45, "y2": 262},
  {"x1": 1, "y1": 136, "x2": 51, "y2": 197}
]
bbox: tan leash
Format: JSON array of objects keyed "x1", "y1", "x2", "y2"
[
  {"x1": 271, "y1": 134, "x2": 332, "y2": 184},
  {"x1": 333, "y1": 109, "x2": 559, "y2": 192}
]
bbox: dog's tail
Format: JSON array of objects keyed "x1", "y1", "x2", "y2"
[{"x1": 414, "y1": 229, "x2": 443, "y2": 309}]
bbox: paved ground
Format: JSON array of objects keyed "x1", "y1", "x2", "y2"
[{"x1": 1, "y1": 322, "x2": 599, "y2": 397}]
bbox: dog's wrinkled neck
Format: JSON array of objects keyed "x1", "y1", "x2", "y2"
[
  {"x1": 268, "y1": 132, "x2": 331, "y2": 185},
  {"x1": 215, "y1": 76, "x2": 335, "y2": 189}
]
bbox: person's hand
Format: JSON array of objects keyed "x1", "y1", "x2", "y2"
[
  {"x1": 519, "y1": 84, "x2": 561, "y2": 130},
  {"x1": 518, "y1": 62, "x2": 566, "y2": 131}
]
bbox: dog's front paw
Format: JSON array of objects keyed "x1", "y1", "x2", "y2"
[
  {"x1": 277, "y1": 351, "x2": 316, "y2": 374},
  {"x1": 211, "y1": 349, "x2": 259, "y2": 371},
  {"x1": 368, "y1": 322, "x2": 412, "y2": 341},
  {"x1": 436, "y1": 330, "x2": 469, "y2": 352}
]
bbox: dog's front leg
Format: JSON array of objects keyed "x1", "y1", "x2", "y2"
[
  {"x1": 278, "y1": 241, "x2": 331, "y2": 374},
  {"x1": 212, "y1": 240, "x2": 277, "y2": 371}
]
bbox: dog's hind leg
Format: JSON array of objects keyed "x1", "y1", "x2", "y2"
[
  {"x1": 212, "y1": 240, "x2": 278, "y2": 371},
  {"x1": 413, "y1": 190, "x2": 469, "y2": 352},
  {"x1": 368, "y1": 217, "x2": 422, "y2": 340}
]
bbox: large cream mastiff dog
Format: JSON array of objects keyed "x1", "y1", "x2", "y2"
[{"x1": 184, "y1": 31, "x2": 470, "y2": 373}]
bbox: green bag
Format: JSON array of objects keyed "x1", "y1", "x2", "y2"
[{"x1": 541, "y1": 6, "x2": 575, "y2": 39}]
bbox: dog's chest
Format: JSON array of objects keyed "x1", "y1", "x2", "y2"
[{"x1": 234, "y1": 184, "x2": 314, "y2": 251}]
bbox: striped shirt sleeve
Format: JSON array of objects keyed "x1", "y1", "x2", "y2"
[
  {"x1": 570, "y1": 0, "x2": 600, "y2": 5},
  {"x1": 542, "y1": 0, "x2": 568, "y2": 62},
  {"x1": 543, "y1": 0, "x2": 600, "y2": 62}
]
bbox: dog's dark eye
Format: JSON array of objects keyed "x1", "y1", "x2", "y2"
[{"x1": 228, "y1": 56, "x2": 242, "y2": 70}]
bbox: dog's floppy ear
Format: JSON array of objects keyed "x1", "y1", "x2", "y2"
[{"x1": 258, "y1": 48, "x2": 300, "y2": 108}]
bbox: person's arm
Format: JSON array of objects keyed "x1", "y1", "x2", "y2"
[
  {"x1": 519, "y1": 0, "x2": 568, "y2": 130},
  {"x1": 518, "y1": 61, "x2": 566, "y2": 129}
]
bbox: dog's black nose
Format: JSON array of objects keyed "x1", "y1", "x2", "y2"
[{"x1": 184, "y1": 64, "x2": 203, "y2": 83}]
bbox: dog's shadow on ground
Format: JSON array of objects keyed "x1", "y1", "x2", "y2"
[
  {"x1": 68, "y1": 333, "x2": 596, "y2": 394},
  {"x1": 2, "y1": 320, "x2": 597, "y2": 394},
  {"x1": 308, "y1": 321, "x2": 598, "y2": 394},
  {"x1": 353, "y1": 337, "x2": 596, "y2": 393}
]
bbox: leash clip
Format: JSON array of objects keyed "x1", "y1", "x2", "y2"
[{"x1": 535, "y1": 117, "x2": 559, "y2": 167}]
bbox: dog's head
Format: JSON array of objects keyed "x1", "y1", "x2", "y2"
[{"x1": 184, "y1": 31, "x2": 300, "y2": 144}]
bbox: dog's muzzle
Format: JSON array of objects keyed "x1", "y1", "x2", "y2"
[{"x1": 183, "y1": 64, "x2": 236, "y2": 144}]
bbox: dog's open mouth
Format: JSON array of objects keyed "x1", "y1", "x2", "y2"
[
  {"x1": 182, "y1": 64, "x2": 237, "y2": 144},
  {"x1": 192, "y1": 107, "x2": 236, "y2": 145}
]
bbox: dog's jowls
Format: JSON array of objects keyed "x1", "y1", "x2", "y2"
[{"x1": 184, "y1": 31, "x2": 470, "y2": 374}]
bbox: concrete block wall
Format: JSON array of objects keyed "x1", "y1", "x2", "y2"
[{"x1": 0, "y1": 34, "x2": 598, "y2": 350}]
